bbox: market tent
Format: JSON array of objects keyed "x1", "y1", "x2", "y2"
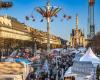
[{"x1": 80, "y1": 47, "x2": 100, "y2": 64}]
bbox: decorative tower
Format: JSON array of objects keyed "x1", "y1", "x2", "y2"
[
  {"x1": 75, "y1": 14, "x2": 79, "y2": 46},
  {"x1": 70, "y1": 14, "x2": 86, "y2": 48},
  {"x1": 88, "y1": 0, "x2": 95, "y2": 39},
  {"x1": 76, "y1": 14, "x2": 78, "y2": 30}
]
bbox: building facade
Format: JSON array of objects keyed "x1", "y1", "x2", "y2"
[{"x1": 0, "y1": 15, "x2": 63, "y2": 55}]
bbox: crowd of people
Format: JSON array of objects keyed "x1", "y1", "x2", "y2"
[
  {"x1": 48, "y1": 51, "x2": 75, "y2": 80},
  {"x1": 0, "y1": 47, "x2": 76, "y2": 80},
  {"x1": 2, "y1": 48, "x2": 41, "y2": 62},
  {"x1": 28, "y1": 49, "x2": 76, "y2": 80}
]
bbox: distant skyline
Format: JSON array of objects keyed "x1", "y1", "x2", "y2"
[{"x1": 0, "y1": 0, "x2": 100, "y2": 40}]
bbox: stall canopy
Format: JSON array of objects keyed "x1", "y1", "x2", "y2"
[{"x1": 80, "y1": 47, "x2": 100, "y2": 64}]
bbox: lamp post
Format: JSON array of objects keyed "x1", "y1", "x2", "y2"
[
  {"x1": 34, "y1": 38, "x2": 37, "y2": 56},
  {"x1": 36, "y1": 0, "x2": 61, "y2": 54}
]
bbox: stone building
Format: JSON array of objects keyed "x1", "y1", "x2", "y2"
[
  {"x1": 70, "y1": 14, "x2": 86, "y2": 48},
  {"x1": 0, "y1": 15, "x2": 63, "y2": 55}
]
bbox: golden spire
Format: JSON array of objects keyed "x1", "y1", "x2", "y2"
[{"x1": 76, "y1": 14, "x2": 78, "y2": 30}]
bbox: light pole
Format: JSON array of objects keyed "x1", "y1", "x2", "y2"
[
  {"x1": 36, "y1": 0, "x2": 61, "y2": 54},
  {"x1": 56, "y1": 56, "x2": 58, "y2": 80},
  {"x1": 34, "y1": 38, "x2": 37, "y2": 56}
]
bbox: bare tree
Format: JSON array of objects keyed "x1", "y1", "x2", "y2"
[{"x1": 92, "y1": 31, "x2": 100, "y2": 55}]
